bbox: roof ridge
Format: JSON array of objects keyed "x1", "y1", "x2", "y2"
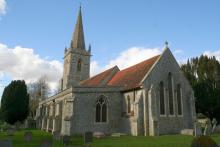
[
  {"x1": 119, "y1": 55, "x2": 161, "y2": 72},
  {"x1": 80, "y1": 66, "x2": 119, "y2": 86}
]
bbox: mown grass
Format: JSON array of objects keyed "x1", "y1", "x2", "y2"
[{"x1": 0, "y1": 129, "x2": 220, "y2": 147}]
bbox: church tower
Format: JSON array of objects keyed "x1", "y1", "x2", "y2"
[{"x1": 62, "y1": 7, "x2": 91, "y2": 89}]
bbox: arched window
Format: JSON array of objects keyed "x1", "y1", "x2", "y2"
[
  {"x1": 127, "y1": 96, "x2": 131, "y2": 113},
  {"x1": 168, "y1": 72, "x2": 174, "y2": 115},
  {"x1": 95, "y1": 96, "x2": 107, "y2": 123},
  {"x1": 159, "y1": 81, "x2": 165, "y2": 115},
  {"x1": 177, "y1": 84, "x2": 182, "y2": 115},
  {"x1": 77, "y1": 59, "x2": 81, "y2": 71}
]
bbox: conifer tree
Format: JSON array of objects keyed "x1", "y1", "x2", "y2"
[
  {"x1": 0, "y1": 80, "x2": 29, "y2": 124},
  {"x1": 181, "y1": 55, "x2": 220, "y2": 122}
]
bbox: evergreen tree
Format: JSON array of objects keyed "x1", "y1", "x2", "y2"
[
  {"x1": 0, "y1": 80, "x2": 29, "y2": 124},
  {"x1": 181, "y1": 55, "x2": 220, "y2": 122}
]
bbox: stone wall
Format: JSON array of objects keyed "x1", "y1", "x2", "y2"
[
  {"x1": 70, "y1": 87, "x2": 122, "y2": 135},
  {"x1": 142, "y1": 49, "x2": 195, "y2": 135}
]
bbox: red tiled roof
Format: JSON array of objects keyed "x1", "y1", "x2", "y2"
[
  {"x1": 80, "y1": 55, "x2": 160, "y2": 90},
  {"x1": 107, "y1": 55, "x2": 160, "y2": 90},
  {"x1": 80, "y1": 66, "x2": 118, "y2": 86}
]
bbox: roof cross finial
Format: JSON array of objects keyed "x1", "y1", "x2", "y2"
[{"x1": 165, "y1": 41, "x2": 169, "y2": 49}]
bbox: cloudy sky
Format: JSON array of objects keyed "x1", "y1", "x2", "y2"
[{"x1": 1, "y1": 0, "x2": 220, "y2": 97}]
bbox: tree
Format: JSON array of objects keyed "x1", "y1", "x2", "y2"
[
  {"x1": 0, "y1": 80, "x2": 29, "y2": 124},
  {"x1": 28, "y1": 76, "x2": 50, "y2": 100},
  {"x1": 181, "y1": 55, "x2": 220, "y2": 122},
  {"x1": 27, "y1": 76, "x2": 50, "y2": 118}
]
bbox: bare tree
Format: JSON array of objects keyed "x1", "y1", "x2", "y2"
[
  {"x1": 28, "y1": 75, "x2": 50, "y2": 100},
  {"x1": 27, "y1": 75, "x2": 50, "y2": 118}
]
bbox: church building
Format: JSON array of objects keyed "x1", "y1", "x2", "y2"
[{"x1": 36, "y1": 7, "x2": 196, "y2": 136}]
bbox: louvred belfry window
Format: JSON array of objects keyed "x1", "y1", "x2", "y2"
[{"x1": 77, "y1": 59, "x2": 82, "y2": 71}]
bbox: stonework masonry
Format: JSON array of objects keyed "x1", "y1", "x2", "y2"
[{"x1": 35, "y1": 7, "x2": 196, "y2": 136}]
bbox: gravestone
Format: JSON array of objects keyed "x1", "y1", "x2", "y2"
[
  {"x1": 204, "y1": 119, "x2": 212, "y2": 136},
  {"x1": 84, "y1": 132, "x2": 93, "y2": 144},
  {"x1": 53, "y1": 131, "x2": 61, "y2": 140},
  {"x1": 0, "y1": 139, "x2": 12, "y2": 147},
  {"x1": 194, "y1": 123, "x2": 202, "y2": 137},
  {"x1": 7, "y1": 128, "x2": 15, "y2": 136},
  {"x1": 212, "y1": 118, "x2": 218, "y2": 133},
  {"x1": 93, "y1": 132, "x2": 105, "y2": 138},
  {"x1": 62, "y1": 135, "x2": 71, "y2": 146},
  {"x1": 24, "y1": 131, "x2": 32, "y2": 142},
  {"x1": 180, "y1": 129, "x2": 194, "y2": 135},
  {"x1": 111, "y1": 133, "x2": 121, "y2": 137},
  {"x1": 41, "y1": 139, "x2": 52, "y2": 147}
]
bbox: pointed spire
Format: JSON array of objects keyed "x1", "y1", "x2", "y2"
[{"x1": 71, "y1": 6, "x2": 86, "y2": 50}]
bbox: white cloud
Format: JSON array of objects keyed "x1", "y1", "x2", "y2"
[
  {"x1": 174, "y1": 49, "x2": 183, "y2": 54},
  {"x1": 0, "y1": 43, "x2": 162, "y2": 92},
  {"x1": 90, "y1": 61, "x2": 102, "y2": 76},
  {"x1": 204, "y1": 50, "x2": 220, "y2": 61},
  {"x1": 0, "y1": 0, "x2": 6, "y2": 15},
  {"x1": 0, "y1": 43, "x2": 63, "y2": 91},
  {"x1": 90, "y1": 47, "x2": 162, "y2": 76}
]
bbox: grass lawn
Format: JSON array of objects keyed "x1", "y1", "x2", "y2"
[{"x1": 0, "y1": 129, "x2": 220, "y2": 147}]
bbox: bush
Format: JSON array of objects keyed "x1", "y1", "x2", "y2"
[{"x1": 191, "y1": 136, "x2": 218, "y2": 147}]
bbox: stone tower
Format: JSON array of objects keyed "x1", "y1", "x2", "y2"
[{"x1": 62, "y1": 7, "x2": 91, "y2": 89}]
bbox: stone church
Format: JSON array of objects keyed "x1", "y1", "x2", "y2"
[{"x1": 36, "y1": 7, "x2": 196, "y2": 136}]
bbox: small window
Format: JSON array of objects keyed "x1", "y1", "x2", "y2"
[
  {"x1": 127, "y1": 96, "x2": 131, "y2": 114},
  {"x1": 95, "y1": 96, "x2": 108, "y2": 123},
  {"x1": 77, "y1": 59, "x2": 82, "y2": 71},
  {"x1": 177, "y1": 84, "x2": 183, "y2": 115},
  {"x1": 159, "y1": 81, "x2": 165, "y2": 115}
]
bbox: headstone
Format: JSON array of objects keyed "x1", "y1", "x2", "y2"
[
  {"x1": 93, "y1": 132, "x2": 105, "y2": 138},
  {"x1": 7, "y1": 128, "x2": 15, "y2": 136},
  {"x1": 84, "y1": 132, "x2": 93, "y2": 144},
  {"x1": 15, "y1": 121, "x2": 21, "y2": 130},
  {"x1": 212, "y1": 118, "x2": 218, "y2": 133},
  {"x1": 53, "y1": 131, "x2": 61, "y2": 140},
  {"x1": 24, "y1": 131, "x2": 33, "y2": 142},
  {"x1": 0, "y1": 139, "x2": 12, "y2": 147},
  {"x1": 203, "y1": 119, "x2": 212, "y2": 136},
  {"x1": 111, "y1": 133, "x2": 121, "y2": 137},
  {"x1": 41, "y1": 139, "x2": 52, "y2": 147},
  {"x1": 194, "y1": 123, "x2": 202, "y2": 137},
  {"x1": 180, "y1": 129, "x2": 194, "y2": 135},
  {"x1": 213, "y1": 125, "x2": 220, "y2": 133},
  {"x1": 62, "y1": 135, "x2": 71, "y2": 146}
]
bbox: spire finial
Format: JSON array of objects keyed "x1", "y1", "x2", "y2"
[
  {"x1": 79, "y1": 2, "x2": 82, "y2": 10},
  {"x1": 165, "y1": 41, "x2": 169, "y2": 49}
]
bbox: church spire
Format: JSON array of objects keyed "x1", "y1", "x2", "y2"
[{"x1": 71, "y1": 6, "x2": 85, "y2": 50}]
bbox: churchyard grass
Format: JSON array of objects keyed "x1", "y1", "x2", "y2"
[{"x1": 0, "y1": 129, "x2": 220, "y2": 147}]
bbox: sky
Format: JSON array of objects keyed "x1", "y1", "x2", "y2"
[{"x1": 0, "y1": 0, "x2": 220, "y2": 97}]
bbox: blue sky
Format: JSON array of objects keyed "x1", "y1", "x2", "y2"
[{"x1": 0, "y1": 0, "x2": 220, "y2": 97}]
